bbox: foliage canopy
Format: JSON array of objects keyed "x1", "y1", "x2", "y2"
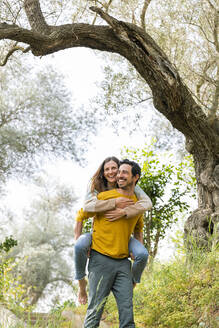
[{"x1": 123, "y1": 143, "x2": 196, "y2": 258}]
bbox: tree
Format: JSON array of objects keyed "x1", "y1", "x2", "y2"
[
  {"x1": 0, "y1": 0, "x2": 218, "y2": 249},
  {"x1": 93, "y1": 59, "x2": 186, "y2": 156},
  {"x1": 123, "y1": 145, "x2": 196, "y2": 259},
  {"x1": 145, "y1": 0, "x2": 218, "y2": 120},
  {"x1": 0, "y1": 58, "x2": 98, "y2": 178},
  {"x1": 2, "y1": 171, "x2": 77, "y2": 306}
]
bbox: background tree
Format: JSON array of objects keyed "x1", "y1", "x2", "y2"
[
  {"x1": 92, "y1": 0, "x2": 218, "y2": 155},
  {"x1": 1, "y1": 171, "x2": 77, "y2": 306},
  {"x1": 146, "y1": 0, "x2": 218, "y2": 122},
  {"x1": 123, "y1": 144, "x2": 196, "y2": 259},
  {"x1": 0, "y1": 58, "x2": 98, "y2": 179},
  {"x1": 0, "y1": 0, "x2": 218, "y2": 250},
  {"x1": 93, "y1": 58, "x2": 185, "y2": 156}
]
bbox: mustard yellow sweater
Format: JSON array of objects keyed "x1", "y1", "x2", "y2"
[{"x1": 75, "y1": 189, "x2": 143, "y2": 259}]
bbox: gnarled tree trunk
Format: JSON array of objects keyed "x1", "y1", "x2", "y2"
[
  {"x1": 0, "y1": 0, "x2": 218, "y2": 250},
  {"x1": 184, "y1": 150, "x2": 219, "y2": 250}
]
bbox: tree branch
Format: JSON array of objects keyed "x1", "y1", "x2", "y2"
[
  {"x1": 3, "y1": 0, "x2": 23, "y2": 24},
  {"x1": 213, "y1": 7, "x2": 219, "y2": 52},
  {"x1": 140, "y1": 0, "x2": 152, "y2": 30},
  {"x1": 0, "y1": 21, "x2": 116, "y2": 56},
  {"x1": 144, "y1": 211, "x2": 152, "y2": 254},
  {"x1": 189, "y1": 87, "x2": 211, "y2": 113},
  {"x1": 0, "y1": 4, "x2": 218, "y2": 156},
  {"x1": 91, "y1": 0, "x2": 114, "y2": 25},
  {"x1": 136, "y1": 96, "x2": 153, "y2": 105},
  {"x1": 208, "y1": 68, "x2": 219, "y2": 124},
  {"x1": 206, "y1": 0, "x2": 218, "y2": 11},
  {"x1": 0, "y1": 22, "x2": 50, "y2": 46},
  {"x1": 103, "y1": 0, "x2": 114, "y2": 13},
  {"x1": 24, "y1": 0, "x2": 50, "y2": 34},
  {"x1": 187, "y1": 21, "x2": 214, "y2": 45},
  {"x1": 196, "y1": 59, "x2": 217, "y2": 98},
  {"x1": 152, "y1": 228, "x2": 160, "y2": 258},
  {"x1": 0, "y1": 43, "x2": 30, "y2": 66},
  {"x1": 90, "y1": 5, "x2": 130, "y2": 43}
]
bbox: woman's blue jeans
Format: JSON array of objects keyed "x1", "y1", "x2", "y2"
[{"x1": 74, "y1": 233, "x2": 148, "y2": 283}]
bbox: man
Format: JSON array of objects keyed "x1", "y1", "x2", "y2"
[{"x1": 83, "y1": 159, "x2": 144, "y2": 328}]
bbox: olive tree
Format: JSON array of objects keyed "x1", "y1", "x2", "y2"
[
  {"x1": 0, "y1": 59, "x2": 97, "y2": 179},
  {"x1": 0, "y1": 0, "x2": 218, "y2": 250},
  {"x1": 3, "y1": 171, "x2": 77, "y2": 305}
]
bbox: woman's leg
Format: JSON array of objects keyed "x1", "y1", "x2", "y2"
[
  {"x1": 74, "y1": 232, "x2": 92, "y2": 280},
  {"x1": 128, "y1": 237, "x2": 148, "y2": 283},
  {"x1": 74, "y1": 233, "x2": 92, "y2": 304}
]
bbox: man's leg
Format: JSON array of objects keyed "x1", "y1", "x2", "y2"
[
  {"x1": 74, "y1": 233, "x2": 92, "y2": 304},
  {"x1": 112, "y1": 258, "x2": 135, "y2": 328},
  {"x1": 129, "y1": 237, "x2": 148, "y2": 283},
  {"x1": 84, "y1": 251, "x2": 116, "y2": 328}
]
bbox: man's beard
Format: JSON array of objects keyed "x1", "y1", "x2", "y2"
[{"x1": 118, "y1": 181, "x2": 134, "y2": 190}]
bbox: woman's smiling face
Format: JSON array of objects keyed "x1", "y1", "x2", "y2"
[{"x1": 103, "y1": 160, "x2": 119, "y2": 185}]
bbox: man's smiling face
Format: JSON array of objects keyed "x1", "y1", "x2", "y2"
[{"x1": 117, "y1": 163, "x2": 137, "y2": 189}]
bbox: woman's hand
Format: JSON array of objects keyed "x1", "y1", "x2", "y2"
[
  {"x1": 129, "y1": 252, "x2": 135, "y2": 260},
  {"x1": 105, "y1": 208, "x2": 126, "y2": 221},
  {"x1": 115, "y1": 197, "x2": 134, "y2": 208}
]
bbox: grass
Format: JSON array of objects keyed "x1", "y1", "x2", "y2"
[
  {"x1": 1, "y1": 248, "x2": 218, "y2": 328},
  {"x1": 102, "y1": 249, "x2": 218, "y2": 328}
]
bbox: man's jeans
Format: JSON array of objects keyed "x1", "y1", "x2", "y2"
[
  {"x1": 84, "y1": 250, "x2": 135, "y2": 328},
  {"x1": 74, "y1": 233, "x2": 148, "y2": 283}
]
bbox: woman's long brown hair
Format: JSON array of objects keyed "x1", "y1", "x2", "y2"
[{"x1": 90, "y1": 156, "x2": 120, "y2": 193}]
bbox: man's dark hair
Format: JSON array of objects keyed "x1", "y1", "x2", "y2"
[{"x1": 119, "y1": 159, "x2": 141, "y2": 183}]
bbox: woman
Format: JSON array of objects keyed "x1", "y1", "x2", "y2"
[{"x1": 74, "y1": 156, "x2": 152, "y2": 304}]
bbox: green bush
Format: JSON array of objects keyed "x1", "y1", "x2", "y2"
[
  {"x1": 0, "y1": 236, "x2": 33, "y2": 316},
  {"x1": 133, "y1": 250, "x2": 218, "y2": 328}
]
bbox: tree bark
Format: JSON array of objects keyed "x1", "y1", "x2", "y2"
[
  {"x1": 0, "y1": 0, "x2": 218, "y2": 250},
  {"x1": 144, "y1": 211, "x2": 152, "y2": 256}
]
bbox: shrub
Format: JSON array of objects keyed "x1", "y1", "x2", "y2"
[
  {"x1": 0, "y1": 236, "x2": 33, "y2": 315},
  {"x1": 101, "y1": 249, "x2": 218, "y2": 327},
  {"x1": 133, "y1": 250, "x2": 218, "y2": 328}
]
